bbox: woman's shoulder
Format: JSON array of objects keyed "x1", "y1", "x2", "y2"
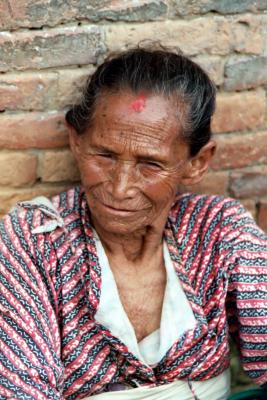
[
  {"x1": 169, "y1": 192, "x2": 257, "y2": 233},
  {"x1": 0, "y1": 186, "x2": 83, "y2": 237},
  {"x1": 171, "y1": 192, "x2": 246, "y2": 217}
]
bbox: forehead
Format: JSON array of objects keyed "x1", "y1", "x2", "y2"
[{"x1": 90, "y1": 91, "x2": 184, "y2": 145}]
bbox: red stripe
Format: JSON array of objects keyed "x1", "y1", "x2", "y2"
[
  {"x1": 0, "y1": 361, "x2": 49, "y2": 400},
  {"x1": 64, "y1": 345, "x2": 111, "y2": 396}
]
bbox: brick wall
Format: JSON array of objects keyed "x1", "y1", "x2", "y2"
[{"x1": 0, "y1": 0, "x2": 267, "y2": 231}]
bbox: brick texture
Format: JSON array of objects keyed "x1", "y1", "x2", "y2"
[
  {"x1": 40, "y1": 150, "x2": 80, "y2": 183},
  {"x1": 0, "y1": 1, "x2": 167, "y2": 30},
  {"x1": 0, "y1": 152, "x2": 37, "y2": 187},
  {"x1": 105, "y1": 18, "x2": 231, "y2": 56},
  {"x1": 212, "y1": 132, "x2": 267, "y2": 170},
  {"x1": 169, "y1": 0, "x2": 267, "y2": 16},
  {"x1": 212, "y1": 91, "x2": 266, "y2": 133},
  {"x1": 0, "y1": 72, "x2": 58, "y2": 111},
  {"x1": 230, "y1": 166, "x2": 267, "y2": 198},
  {"x1": 0, "y1": 27, "x2": 105, "y2": 72},
  {"x1": 0, "y1": 185, "x2": 71, "y2": 216},
  {"x1": 224, "y1": 56, "x2": 267, "y2": 91},
  {"x1": 0, "y1": 68, "x2": 93, "y2": 111},
  {"x1": 0, "y1": 1, "x2": 266, "y2": 234},
  {"x1": 193, "y1": 55, "x2": 225, "y2": 86},
  {"x1": 56, "y1": 68, "x2": 94, "y2": 109},
  {"x1": 0, "y1": 112, "x2": 68, "y2": 149},
  {"x1": 231, "y1": 14, "x2": 264, "y2": 55},
  {"x1": 179, "y1": 171, "x2": 229, "y2": 196}
]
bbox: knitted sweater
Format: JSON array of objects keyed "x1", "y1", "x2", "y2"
[{"x1": 0, "y1": 186, "x2": 266, "y2": 399}]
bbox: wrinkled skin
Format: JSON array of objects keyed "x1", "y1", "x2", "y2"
[
  {"x1": 69, "y1": 90, "x2": 215, "y2": 340},
  {"x1": 70, "y1": 91, "x2": 211, "y2": 238}
]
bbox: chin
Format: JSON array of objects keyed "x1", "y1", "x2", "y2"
[
  {"x1": 89, "y1": 200, "x2": 153, "y2": 236},
  {"x1": 93, "y1": 213, "x2": 149, "y2": 236},
  {"x1": 104, "y1": 220, "x2": 145, "y2": 235}
]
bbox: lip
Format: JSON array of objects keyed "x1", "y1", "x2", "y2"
[{"x1": 101, "y1": 203, "x2": 139, "y2": 216}]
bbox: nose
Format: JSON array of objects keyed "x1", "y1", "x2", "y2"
[{"x1": 108, "y1": 160, "x2": 138, "y2": 200}]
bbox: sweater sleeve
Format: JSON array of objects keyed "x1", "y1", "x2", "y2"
[
  {"x1": 221, "y1": 200, "x2": 267, "y2": 387},
  {"x1": 0, "y1": 207, "x2": 64, "y2": 399}
]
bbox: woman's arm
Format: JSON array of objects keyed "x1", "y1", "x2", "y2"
[
  {"x1": 0, "y1": 207, "x2": 64, "y2": 399},
  {"x1": 222, "y1": 201, "x2": 267, "y2": 389}
]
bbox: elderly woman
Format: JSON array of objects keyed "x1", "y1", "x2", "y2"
[{"x1": 0, "y1": 47, "x2": 266, "y2": 400}]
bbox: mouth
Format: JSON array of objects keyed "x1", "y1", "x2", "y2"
[
  {"x1": 101, "y1": 203, "x2": 139, "y2": 215},
  {"x1": 94, "y1": 197, "x2": 151, "y2": 216},
  {"x1": 91, "y1": 192, "x2": 151, "y2": 217}
]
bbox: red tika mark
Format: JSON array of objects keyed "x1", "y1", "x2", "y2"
[{"x1": 129, "y1": 94, "x2": 146, "y2": 112}]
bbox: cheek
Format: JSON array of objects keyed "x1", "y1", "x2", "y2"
[
  {"x1": 142, "y1": 174, "x2": 179, "y2": 207},
  {"x1": 78, "y1": 157, "x2": 108, "y2": 187}
]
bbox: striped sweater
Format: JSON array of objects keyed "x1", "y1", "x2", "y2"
[{"x1": 0, "y1": 186, "x2": 267, "y2": 399}]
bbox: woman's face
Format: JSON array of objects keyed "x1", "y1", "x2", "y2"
[{"x1": 71, "y1": 91, "x2": 193, "y2": 236}]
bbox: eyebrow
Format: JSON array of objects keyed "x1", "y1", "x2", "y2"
[
  {"x1": 136, "y1": 154, "x2": 167, "y2": 164},
  {"x1": 91, "y1": 144, "x2": 118, "y2": 154},
  {"x1": 91, "y1": 142, "x2": 168, "y2": 163}
]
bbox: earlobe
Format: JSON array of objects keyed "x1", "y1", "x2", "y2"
[{"x1": 181, "y1": 141, "x2": 216, "y2": 186}]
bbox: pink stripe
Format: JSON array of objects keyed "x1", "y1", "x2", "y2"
[
  {"x1": 62, "y1": 320, "x2": 96, "y2": 356},
  {"x1": 0, "y1": 361, "x2": 49, "y2": 400},
  {"x1": 63, "y1": 332, "x2": 103, "y2": 376},
  {"x1": 61, "y1": 292, "x2": 86, "y2": 318},
  {"x1": 0, "y1": 315, "x2": 42, "y2": 367},
  {"x1": 0, "y1": 384, "x2": 15, "y2": 397},
  {"x1": 0, "y1": 287, "x2": 57, "y2": 367},
  {"x1": 3, "y1": 216, "x2": 59, "y2": 328},
  {"x1": 64, "y1": 345, "x2": 111, "y2": 395},
  {"x1": 0, "y1": 338, "x2": 28, "y2": 371},
  {"x1": 1, "y1": 264, "x2": 58, "y2": 348},
  {"x1": 239, "y1": 315, "x2": 267, "y2": 323},
  {"x1": 86, "y1": 363, "x2": 117, "y2": 396},
  {"x1": 242, "y1": 333, "x2": 267, "y2": 342}
]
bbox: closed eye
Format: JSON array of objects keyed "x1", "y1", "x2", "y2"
[
  {"x1": 97, "y1": 153, "x2": 114, "y2": 159},
  {"x1": 140, "y1": 160, "x2": 163, "y2": 169}
]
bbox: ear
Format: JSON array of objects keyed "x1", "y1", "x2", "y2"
[
  {"x1": 68, "y1": 124, "x2": 82, "y2": 160},
  {"x1": 181, "y1": 140, "x2": 216, "y2": 186}
]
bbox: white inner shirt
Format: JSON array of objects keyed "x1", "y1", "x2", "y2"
[{"x1": 92, "y1": 231, "x2": 230, "y2": 399}]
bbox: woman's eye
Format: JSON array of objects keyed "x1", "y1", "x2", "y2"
[
  {"x1": 141, "y1": 161, "x2": 162, "y2": 169},
  {"x1": 98, "y1": 153, "x2": 113, "y2": 159}
]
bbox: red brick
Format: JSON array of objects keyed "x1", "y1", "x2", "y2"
[
  {"x1": 0, "y1": 72, "x2": 58, "y2": 111},
  {"x1": 224, "y1": 56, "x2": 267, "y2": 91},
  {"x1": 0, "y1": 68, "x2": 94, "y2": 112},
  {"x1": 0, "y1": 112, "x2": 68, "y2": 149},
  {"x1": 0, "y1": 152, "x2": 37, "y2": 187},
  {"x1": 230, "y1": 166, "x2": 267, "y2": 198},
  {"x1": 212, "y1": 132, "x2": 267, "y2": 170},
  {"x1": 94, "y1": 1, "x2": 167, "y2": 22},
  {"x1": 56, "y1": 68, "x2": 93, "y2": 109},
  {"x1": 193, "y1": 55, "x2": 225, "y2": 86},
  {"x1": 105, "y1": 18, "x2": 231, "y2": 56},
  {"x1": 40, "y1": 150, "x2": 80, "y2": 182},
  {"x1": 106, "y1": 15, "x2": 264, "y2": 56},
  {"x1": 231, "y1": 14, "x2": 264, "y2": 55},
  {"x1": 212, "y1": 91, "x2": 266, "y2": 133},
  {"x1": 0, "y1": 26, "x2": 104, "y2": 72},
  {"x1": 0, "y1": 2, "x2": 11, "y2": 29},
  {"x1": 178, "y1": 171, "x2": 229, "y2": 196},
  {"x1": 0, "y1": 1, "x2": 167, "y2": 30},
  {"x1": 169, "y1": 0, "x2": 267, "y2": 16},
  {"x1": 258, "y1": 199, "x2": 267, "y2": 232},
  {"x1": 0, "y1": 185, "x2": 72, "y2": 215}
]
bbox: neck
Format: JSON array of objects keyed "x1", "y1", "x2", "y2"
[{"x1": 93, "y1": 222, "x2": 164, "y2": 263}]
